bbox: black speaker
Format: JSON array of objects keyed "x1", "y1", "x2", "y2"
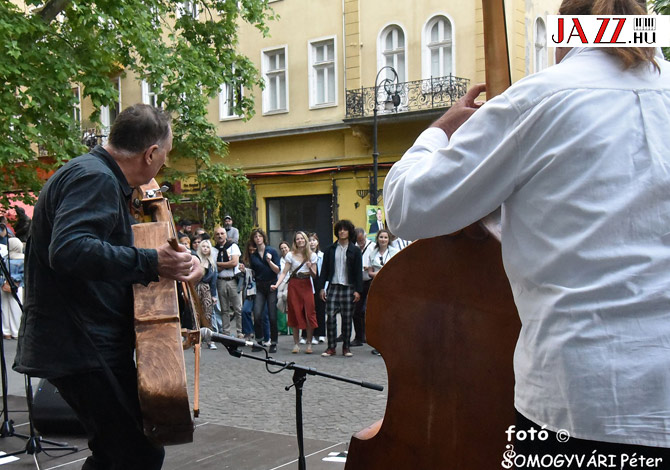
[{"x1": 32, "y1": 379, "x2": 86, "y2": 435}]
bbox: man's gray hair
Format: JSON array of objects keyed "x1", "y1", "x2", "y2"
[{"x1": 107, "y1": 104, "x2": 171, "y2": 157}]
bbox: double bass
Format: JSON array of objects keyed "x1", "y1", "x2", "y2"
[
  {"x1": 344, "y1": 1, "x2": 519, "y2": 468},
  {"x1": 130, "y1": 179, "x2": 203, "y2": 445}
]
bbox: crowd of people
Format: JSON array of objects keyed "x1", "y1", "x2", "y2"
[
  {"x1": 179, "y1": 216, "x2": 411, "y2": 357},
  {"x1": 0, "y1": 202, "x2": 411, "y2": 354}
]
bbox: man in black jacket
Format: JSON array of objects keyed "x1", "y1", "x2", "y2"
[
  {"x1": 318, "y1": 219, "x2": 362, "y2": 357},
  {"x1": 14, "y1": 104, "x2": 201, "y2": 470}
]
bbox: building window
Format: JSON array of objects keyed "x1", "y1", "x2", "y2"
[
  {"x1": 423, "y1": 15, "x2": 453, "y2": 79},
  {"x1": 72, "y1": 86, "x2": 81, "y2": 125},
  {"x1": 141, "y1": 80, "x2": 161, "y2": 107},
  {"x1": 219, "y1": 82, "x2": 243, "y2": 120},
  {"x1": 262, "y1": 46, "x2": 288, "y2": 114},
  {"x1": 379, "y1": 25, "x2": 406, "y2": 83},
  {"x1": 534, "y1": 18, "x2": 547, "y2": 72},
  {"x1": 266, "y1": 195, "x2": 332, "y2": 250},
  {"x1": 309, "y1": 37, "x2": 336, "y2": 108},
  {"x1": 177, "y1": 1, "x2": 198, "y2": 18},
  {"x1": 100, "y1": 78, "x2": 121, "y2": 144}
]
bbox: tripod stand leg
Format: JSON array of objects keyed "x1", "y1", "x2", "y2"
[{"x1": 292, "y1": 370, "x2": 307, "y2": 470}]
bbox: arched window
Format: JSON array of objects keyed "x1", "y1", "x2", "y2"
[
  {"x1": 534, "y1": 18, "x2": 547, "y2": 72},
  {"x1": 423, "y1": 15, "x2": 453, "y2": 79},
  {"x1": 379, "y1": 25, "x2": 406, "y2": 83}
]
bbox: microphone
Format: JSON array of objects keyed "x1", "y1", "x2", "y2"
[{"x1": 200, "y1": 328, "x2": 254, "y2": 349}]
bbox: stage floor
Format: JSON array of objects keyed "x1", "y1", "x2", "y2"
[{"x1": 0, "y1": 395, "x2": 349, "y2": 470}]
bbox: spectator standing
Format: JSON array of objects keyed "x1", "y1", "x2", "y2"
[
  {"x1": 319, "y1": 220, "x2": 363, "y2": 357},
  {"x1": 196, "y1": 239, "x2": 218, "y2": 349},
  {"x1": 240, "y1": 241, "x2": 271, "y2": 344},
  {"x1": 276, "y1": 241, "x2": 291, "y2": 336},
  {"x1": 308, "y1": 233, "x2": 326, "y2": 343},
  {"x1": 177, "y1": 219, "x2": 193, "y2": 240},
  {"x1": 249, "y1": 229, "x2": 280, "y2": 353},
  {"x1": 365, "y1": 229, "x2": 398, "y2": 356},
  {"x1": 223, "y1": 215, "x2": 239, "y2": 245},
  {"x1": 272, "y1": 231, "x2": 318, "y2": 354},
  {"x1": 352, "y1": 227, "x2": 373, "y2": 346},
  {"x1": 213, "y1": 226, "x2": 243, "y2": 337},
  {"x1": 2, "y1": 237, "x2": 24, "y2": 339}
]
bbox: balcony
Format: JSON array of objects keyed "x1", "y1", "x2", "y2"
[{"x1": 345, "y1": 74, "x2": 470, "y2": 119}]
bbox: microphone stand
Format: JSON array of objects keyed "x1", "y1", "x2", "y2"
[
  {"x1": 220, "y1": 341, "x2": 383, "y2": 470},
  {"x1": 0, "y1": 247, "x2": 78, "y2": 468}
]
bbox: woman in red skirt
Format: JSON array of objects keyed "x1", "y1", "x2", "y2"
[{"x1": 272, "y1": 231, "x2": 318, "y2": 353}]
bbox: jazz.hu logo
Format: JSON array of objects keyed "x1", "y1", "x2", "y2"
[{"x1": 547, "y1": 15, "x2": 670, "y2": 47}]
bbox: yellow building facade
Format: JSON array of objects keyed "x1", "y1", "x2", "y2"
[{"x1": 79, "y1": 0, "x2": 561, "y2": 246}]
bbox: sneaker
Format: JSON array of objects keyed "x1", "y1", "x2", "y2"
[
  {"x1": 292, "y1": 344, "x2": 300, "y2": 354},
  {"x1": 311, "y1": 338, "x2": 319, "y2": 345},
  {"x1": 208, "y1": 342, "x2": 217, "y2": 350},
  {"x1": 321, "y1": 348, "x2": 336, "y2": 357},
  {"x1": 305, "y1": 345, "x2": 313, "y2": 354},
  {"x1": 350, "y1": 339, "x2": 364, "y2": 347},
  {"x1": 299, "y1": 338, "x2": 306, "y2": 345},
  {"x1": 343, "y1": 348, "x2": 353, "y2": 357},
  {"x1": 262, "y1": 340, "x2": 272, "y2": 347},
  {"x1": 269, "y1": 344, "x2": 278, "y2": 354},
  {"x1": 371, "y1": 349, "x2": 381, "y2": 356},
  {"x1": 318, "y1": 336, "x2": 326, "y2": 343}
]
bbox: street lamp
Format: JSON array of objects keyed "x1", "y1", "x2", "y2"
[{"x1": 371, "y1": 66, "x2": 401, "y2": 205}]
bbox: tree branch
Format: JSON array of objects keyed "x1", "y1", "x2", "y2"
[{"x1": 36, "y1": 0, "x2": 72, "y2": 23}]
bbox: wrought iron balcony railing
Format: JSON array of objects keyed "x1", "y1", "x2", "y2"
[{"x1": 345, "y1": 74, "x2": 470, "y2": 119}]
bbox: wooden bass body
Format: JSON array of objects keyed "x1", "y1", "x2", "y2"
[
  {"x1": 131, "y1": 182, "x2": 195, "y2": 445},
  {"x1": 344, "y1": 231, "x2": 520, "y2": 469}
]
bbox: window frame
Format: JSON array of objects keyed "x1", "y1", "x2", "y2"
[
  {"x1": 422, "y1": 14, "x2": 455, "y2": 80},
  {"x1": 141, "y1": 80, "x2": 162, "y2": 108},
  {"x1": 308, "y1": 35, "x2": 338, "y2": 109},
  {"x1": 72, "y1": 86, "x2": 82, "y2": 125},
  {"x1": 261, "y1": 45, "x2": 289, "y2": 115},
  {"x1": 219, "y1": 81, "x2": 244, "y2": 121},
  {"x1": 377, "y1": 24, "x2": 408, "y2": 84},
  {"x1": 100, "y1": 77, "x2": 122, "y2": 144}
]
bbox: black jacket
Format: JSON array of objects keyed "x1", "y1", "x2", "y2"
[
  {"x1": 14, "y1": 146, "x2": 159, "y2": 378},
  {"x1": 318, "y1": 241, "x2": 363, "y2": 294}
]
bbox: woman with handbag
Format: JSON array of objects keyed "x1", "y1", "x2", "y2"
[{"x1": 272, "y1": 231, "x2": 318, "y2": 353}]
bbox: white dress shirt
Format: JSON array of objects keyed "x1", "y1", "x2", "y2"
[{"x1": 384, "y1": 48, "x2": 670, "y2": 447}]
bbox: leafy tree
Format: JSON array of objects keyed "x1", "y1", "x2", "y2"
[
  {"x1": 650, "y1": 0, "x2": 670, "y2": 60},
  {"x1": 188, "y1": 164, "x2": 253, "y2": 242},
  {"x1": 0, "y1": 0, "x2": 275, "y2": 219}
]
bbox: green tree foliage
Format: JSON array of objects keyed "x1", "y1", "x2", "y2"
[
  {"x1": 650, "y1": 0, "x2": 670, "y2": 60},
  {"x1": 191, "y1": 164, "x2": 253, "y2": 242},
  {"x1": 0, "y1": 0, "x2": 274, "y2": 217}
]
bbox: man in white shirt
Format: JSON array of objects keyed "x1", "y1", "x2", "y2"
[
  {"x1": 384, "y1": 0, "x2": 670, "y2": 460},
  {"x1": 213, "y1": 226, "x2": 242, "y2": 337}
]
